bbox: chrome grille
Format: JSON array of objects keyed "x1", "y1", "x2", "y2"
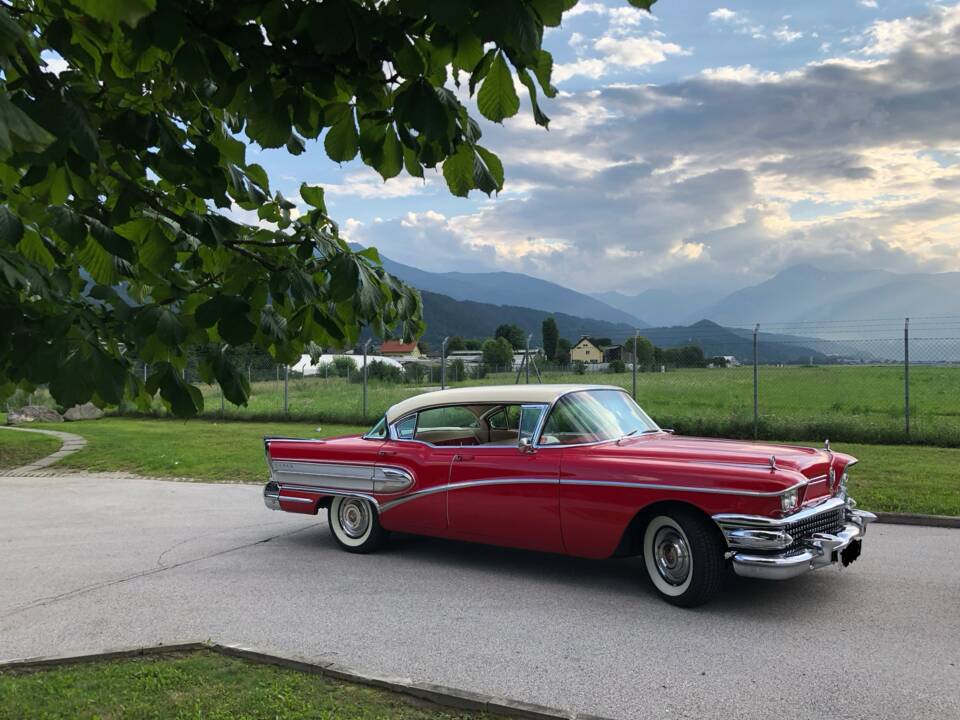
[{"x1": 784, "y1": 506, "x2": 845, "y2": 553}]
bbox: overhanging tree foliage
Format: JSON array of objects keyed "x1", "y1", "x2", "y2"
[{"x1": 0, "y1": 0, "x2": 655, "y2": 417}]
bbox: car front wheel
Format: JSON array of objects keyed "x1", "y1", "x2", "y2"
[
  {"x1": 642, "y1": 511, "x2": 725, "y2": 607},
  {"x1": 328, "y1": 496, "x2": 389, "y2": 553}
]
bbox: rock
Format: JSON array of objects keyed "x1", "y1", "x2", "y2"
[
  {"x1": 6, "y1": 405, "x2": 64, "y2": 424},
  {"x1": 63, "y1": 402, "x2": 105, "y2": 421}
]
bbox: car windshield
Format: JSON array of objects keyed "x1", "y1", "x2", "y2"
[{"x1": 539, "y1": 390, "x2": 659, "y2": 445}]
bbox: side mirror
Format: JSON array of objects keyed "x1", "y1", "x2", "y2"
[{"x1": 518, "y1": 437, "x2": 536, "y2": 454}]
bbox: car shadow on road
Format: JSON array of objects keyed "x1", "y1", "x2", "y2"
[{"x1": 281, "y1": 522, "x2": 853, "y2": 618}]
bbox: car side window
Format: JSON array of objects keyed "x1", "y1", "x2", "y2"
[
  {"x1": 487, "y1": 405, "x2": 521, "y2": 431},
  {"x1": 395, "y1": 415, "x2": 417, "y2": 440}
]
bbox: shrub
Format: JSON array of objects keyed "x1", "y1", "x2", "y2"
[
  {"x1": 572, "y1": 361, "x2": 586, "y2": 375},
  {"x1": 332, "y1": 357, "x2": 355, "y2": 378},
  {"x1": 607, "y1": 359, "x2": 627, "y2": 374}
]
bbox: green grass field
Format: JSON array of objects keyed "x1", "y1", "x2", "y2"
[
  {"x1": 35, "y1": 417, "x2": 366, "y2": 482},
  {"x1": 0, "y1": 429, "x2": 60, "y2": 469},
  {"x1": 0, "y1": 651, "x2": 499, "y2": 720},
  {"x1": 190, "y1": 364, "x2": 960, "y2": 447},
  {"x1": 32, "y1": 417, "x2": 960, "y2": 516}
]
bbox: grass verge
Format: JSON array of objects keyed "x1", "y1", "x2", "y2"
[
  {"x1": 0, "y1": 650, "x2": 500, "y2": 720},
  {"x1": 33, "y1": 417, "x2": 366, "y2": 482},
  {"x1": 30, "y1": 417, "x2": 960, "y2": 516},
  {"x1": 0, "y1": 429, "x2": 60, "y2": 470}
]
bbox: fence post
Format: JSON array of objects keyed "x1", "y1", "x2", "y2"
[
  {"x1": 525, "y1": 334, "x2": 532, "y2": 384},
  {"x1": 632, "y1": 329, "x2": 638, "y2": 400},
  {"x1": 441, "y1": 336, "x2": 449, "y2": 389},
  {"x1": 753, "y1": 323, "x2": 760, "y2": 440},
  {"x1": 220, "y1": 386, "x2": 225, "y2": 415},
  {"x1": 362, "y1": 339, "x2": 371, "y2": 418},
  {"x1": 904, "y1": 317, "x2": 910, "y2": 439},
  {"x1": 283, "y1": 365, "x2": 289, "y2": 415}
]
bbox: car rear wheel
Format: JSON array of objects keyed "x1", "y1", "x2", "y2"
[
  {"x1": 328, "y1": 496, "x2": 389, "y2": 553},
  {"x1": 642, "y1": 511, "x2": 725, "y2": 608}
]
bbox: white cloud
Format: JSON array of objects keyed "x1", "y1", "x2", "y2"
[
  {"x1": 709, "y1": 8, "x2": 739, "y2": 22},
  {"x1": 859, "y1": 0, "x2": 878, "y2": 8},
  {"x1": 553, "y1": 58, "x2": 608, "y2": 82},
  {"x1": 699, "y1": 65, "x2": 784, "y2": 83},
  {"x1": 592, "y1": 34, "x2": 687, "y2": 67},
  {"x1": 773, "y1": 26, "x2": 803, "y2": 43},
  {"x1": 324, "y1": 172, "x2": 430, "y2": 199}
]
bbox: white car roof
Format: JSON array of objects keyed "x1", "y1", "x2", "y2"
[{"x1": 385, "y1": 384, "x2": 622, "y2": 424}]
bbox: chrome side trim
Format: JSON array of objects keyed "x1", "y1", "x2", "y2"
[
  {"x1": 725, "y1": 528, "x2": 794, "y2": 551},
  {"x1": 380, "y1": 477, "x2": 556, "y2": 512},
  {"x1": 560, "y1": 478, "x2": 805, "y2": 498},
  {"x1": 279, "y1": 495, "x2": 315, "y2": 504},
  {"x1": 268, "y1": 460, "x2": 414, "y2": 494}
]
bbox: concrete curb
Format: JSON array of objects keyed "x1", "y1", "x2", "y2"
[
  {"x1": 874, "y1": 511, "x2": 960, "y2": 529},
  {"x1": 0, "y1": 425, "x2": 87, "y2": 475},
  {"x1": 0, "y1": 641, "x2": 614, "y2": 720}
]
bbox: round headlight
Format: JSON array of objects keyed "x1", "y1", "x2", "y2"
[{"x1": 780, "y1": 488, "x2": 799, "y2": 513}]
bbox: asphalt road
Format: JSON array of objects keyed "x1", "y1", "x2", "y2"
[{"x1": 1, "y1": 472, "x2": 957, "y2": 720}]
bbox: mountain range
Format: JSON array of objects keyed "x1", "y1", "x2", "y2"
[
  {"x1": 593, "y1": 264, "x2": 960, "y2": 329},
  {"x1": 361, "y1": 246, "x2": 649, "y2": 328}
]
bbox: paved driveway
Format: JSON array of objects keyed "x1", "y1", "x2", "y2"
[{"x1": 1, "y1": 472, "x2": 957, "y2": 720}]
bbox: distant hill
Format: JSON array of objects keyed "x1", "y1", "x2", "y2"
[
  {"x1": 419, "y1": 290, "x2": 639, "y2": 346},
  {"x1": 359, "y1": 246, "x2": 648, "y2": 327},
  {"x1": 593, "y1": 288, "x2": 722, "y2": 327},
  {"x1": 697, "y1": 264, "x2": 960, "y2": 326},
  {"x1": 640, "y1": 320, "x2": 829, "y2": 364}
]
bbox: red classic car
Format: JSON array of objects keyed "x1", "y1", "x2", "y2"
[{"x1": 263, "y1": 385, "x2": 875, "y2": 606}]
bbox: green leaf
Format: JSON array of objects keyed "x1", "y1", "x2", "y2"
[
  {"x1": 246, "y1": 103, "x2": 292, "y2": 149},
  {"x1": 529, "y1": 0, "x2": 565, "y2": 26},
  {"x1": 17, "y1": 228, "x2": 55, "y2": 271},
  {"x1": 47, "y1": 206, "x2": 88, "y2": 247},
  {"x1": 0, "y1": 95, "x2": 55, "y2": 153},
  {"x1": 299, "y1": 184, "x2": 327, "y2": 212},
  {"x1": 393, "y1": 78, "x2": 450, "y2": 142},
  {"x1": 476, "y1": 53, "x2": 519, "y2": 123},
  {"x1": 475, "y1": 146, "x2": 504, "y2": 193},
  {"x1": 324, "y1": 109, "x2": 359, "y2": 162},
  {"x1": 0, "y1": 206, "x2": 24, "y2": 246},
  {"x1": 402, "y1": 145, "x2": 424, "y2": 179},
  {"x1": 0, "y1": 8, "x2": 24, "y2": 57},
  {"x1": 148, "y1": 363, "x2": 203, "y2": 418},
  {"x1": 532, "y1": 50, "x2": 557, "y2": 98},
  {"x1": 73, "y1": 0, "x2": 156, "y2": 27},
  {"x1": 518, "y1": 69, "x2": 550, "y2": 128},
  {"x1": 210, "y1": 348, "x2": 250, "y2": 406},
  {"x1": 442, "y1": 144, "x2": 474, "y2": 197},
  {"x1": 218, "y1": 300, "x2": 256, "y2": 345},
  {"x1": 377, "y1": 127, "x2": 404, "y2": 180},
  {"x1": 627, "y1": 0, "x2": 657, "y2": 10},
  {"x1": 76, "y1": 236, "x2": 119, "y2": 284},
  {"x1": 155, "y1": 308, "x2": 186, "y2": 346},
  {"x1": 88, "y1": 219, "x2": 135, "y2": 262}
]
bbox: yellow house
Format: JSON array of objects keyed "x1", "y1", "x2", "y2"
[{"x1": 570, "y1": 336, "x2": 601, "y2": 364}]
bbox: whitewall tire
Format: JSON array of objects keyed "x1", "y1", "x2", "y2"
[
  {"x1": 328, "y1": 496, "x2": 389, "y2": 553},
  {"x1": 642, "y1": 510, "x2": 725, "y2": 607}
]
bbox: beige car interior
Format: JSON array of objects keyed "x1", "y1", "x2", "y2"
[{"x1": 410, "y1": 404, "x2": 525, "y2": 446}]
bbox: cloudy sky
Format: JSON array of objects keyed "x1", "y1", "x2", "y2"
[{"x1": 252, "y1": 0, "x2": 960, "y2": 297}]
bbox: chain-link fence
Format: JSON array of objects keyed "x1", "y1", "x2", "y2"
[{"x1": 15, "y1": 315, "x2": 956, "y2": 447}]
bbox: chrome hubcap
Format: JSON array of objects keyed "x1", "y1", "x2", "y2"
[
  {"x1": 653, "y1": 526, "x2": 691, "y2": 586},
  {"x1": 338, "y1": 499, "x2": 371, "y2": 538}
]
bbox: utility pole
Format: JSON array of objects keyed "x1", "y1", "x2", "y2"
[
  {"x1": 752, "y1": 323, "x2": 759, "y2": 440},
  {"x1": 441, "y1": 336, "x2": 449, "y2": 389},
  {"x1": 904, "y1": 317, "x2": 910, "y2": 439},
  {"x1": 362, "y1": 339, "x2": 372, "y2": 418},
  {"x1": 632, "y1": 329, "x2": 639, "y2": 400},
  {"x1": 525, "y1": 334, "x2": 532, "y2": 384}
]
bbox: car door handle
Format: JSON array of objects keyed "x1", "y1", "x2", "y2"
[
  {"x1": 454, "y1": 454, "x2": 474, "y2": 462},
  {"x1": 378, "y1": 449, "x2": 397, "y2": 457}
]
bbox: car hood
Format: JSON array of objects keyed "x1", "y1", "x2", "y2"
[{"x1": 612, "y1": 433, "x2": 847, "y2": 479}]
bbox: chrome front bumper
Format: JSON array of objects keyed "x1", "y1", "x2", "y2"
[{"x1": 714, "y1": 498, "x2": 877, "y2": 581}]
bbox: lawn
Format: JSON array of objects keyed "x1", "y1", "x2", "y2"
[
  {"x1": 31, "y1": 417, "x2": 960, "y2": 516},
  {"x1": 35, "y1": 417, "x2": 366, "y2": 482},
  {"x1": 0, "y1": 650, "x2": 500, "y2": 720},
  {"x1": 0, "y1": 429, "x2": 60, "y2": 470},
  {"x1": 190, "y1": 364, "x2": 960, "y2": 447}
]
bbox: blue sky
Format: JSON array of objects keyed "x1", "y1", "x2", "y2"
[{"x1": 245, "y1": 0, "x2": 960, "y2": 297}]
